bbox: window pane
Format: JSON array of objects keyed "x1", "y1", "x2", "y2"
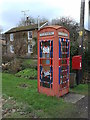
[
  {"x1": 10, "y1": 34, "x2": 14, "y2": 41},
  {"x1": 10, "y1": 45, "x2": 14, "y2": 53},
  {"x1": 28, "y1": 44, "x2": 33, "y2": 53},
  {"x1": 28, "y1": 31, "x2": 32, "y2": 39}
]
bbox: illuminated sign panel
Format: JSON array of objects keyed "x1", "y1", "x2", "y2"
[
  {"x1": 58, "y1": 32, "x2": 68, "y2": 37},
  {"x1": 40, "y1": 32, "x2": 54, "y2": 37}
]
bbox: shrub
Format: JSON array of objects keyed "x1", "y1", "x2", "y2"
[
  {"x1": 2, "y1": 54, "x2": 14, "y2": 64},
  {"x1": 15, "y1": 68, "x2": 37, "y2": 79},
  {"x1": 2, "y1": 58, "x2": 23, "y2": 74},
  {"x1": 8, "y1": 59, "x2": 22, "y2": 74}
]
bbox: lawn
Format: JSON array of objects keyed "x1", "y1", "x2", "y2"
[
  {"x1": 70, "y1": 84, "x2": 88, "y2": 95},
  {"x1": 2, "y1": 73, "x2": 80, "y2": 118},
  {"x1": 2, "y1": 73, "x2": 88, "y2": 118}
]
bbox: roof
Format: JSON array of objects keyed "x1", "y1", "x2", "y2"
[
  {"x1": 44, "y1": 25, "x2": 62, "y2": 29},
  {"x1": 38, "y1": 25, "x2": 69, "y2": 32},
  {"x1": 5, "y1": 22, "x2": 47, "y2": 34}
]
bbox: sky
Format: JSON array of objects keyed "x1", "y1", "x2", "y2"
[{"x1": 0, "y1": 0, "x2": 84, "y2": 33}]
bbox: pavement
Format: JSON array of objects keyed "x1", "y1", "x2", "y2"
[
  {"x1": 63, "y1": 92, "x2": 85, "y2": 104},
  {"x1": 63, "y1": 92, "x2": 88, "y2": 118}
]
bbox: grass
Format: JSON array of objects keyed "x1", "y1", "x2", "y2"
[
  {"x1": 70, "y1": 84, "x2": 88, "y2": 95},
  {"x1": 2, "y1": 73, "x2": 80, "y2": 118},
  {"x1": 15, "y1": 68, "x2": 37, "y2": 79}
]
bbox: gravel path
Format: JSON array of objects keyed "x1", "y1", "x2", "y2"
[{"x1": 74, "y1": 96, "x2": 88, "y2": 118}]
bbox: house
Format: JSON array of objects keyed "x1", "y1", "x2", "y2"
[
  {"x1": 0, "y1": 34, "x2": 6, "y2": 55},
  {"x1": 5, "y1": 21, "x2": 48, "y2": 57}
]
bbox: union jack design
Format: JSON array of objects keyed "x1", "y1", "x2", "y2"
[
  {"x1": 39, "y1": 40, "x2": 53, "y2": 88},
  {"x1": 59, "y1": 38, "x2": 70, "y2": 89}
]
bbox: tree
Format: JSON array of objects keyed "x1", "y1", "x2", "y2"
[
  {"x1": 17, "y1": 16, "x2": 36, "y2": 27},
  {"x1": 39, "y1": 17, "x2": 48, "y2": 23},
  {"x1": 51, "y1": 17, "x2": 79, "y2": 42},
  {"x1": 17, "y1": 16, "x2": 49, "y2": 27},
  {"x1": 13, "y1": 32, "x2": 28, "y2": 57}
]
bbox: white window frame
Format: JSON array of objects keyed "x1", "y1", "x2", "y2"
[
  {"x1": 10, "y1": 33, "x2": 14, "y2": 41},
  {"x1": 28, "y1": 31, "x2": 32, "y2": 40},
  {"x1": 10, "y1": 45, "x2": 14, "y2": 53},
  {"x1": 28, "y1": 44, "x2": 33, "y2": 53}
]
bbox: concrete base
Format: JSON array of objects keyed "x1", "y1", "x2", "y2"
[{"x1": 63, "y1": 93, "x2": 85, "y2": 104}]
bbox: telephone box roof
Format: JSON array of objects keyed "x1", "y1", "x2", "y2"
[{"x1": 38, "y1": 25, "x2": 69, "y2": 32}]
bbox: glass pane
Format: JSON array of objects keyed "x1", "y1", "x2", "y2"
[
  {"x1": 40, "y1": 40, "x2": 53, "y2": 88},
  {"x1": 10, "y1": 34, "x2": 14, "y2": 41}
]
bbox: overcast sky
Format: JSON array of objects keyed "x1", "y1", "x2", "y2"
[{"x1": 0, "y1": 0, "x2": 82, "y2": 33}]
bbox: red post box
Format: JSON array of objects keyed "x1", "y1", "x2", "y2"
[
  {"x1": 37, "y1": 25, "x2": 70, "y2": 97},
  {"x1": 72, "y1": 55, "x2": 82, "y2": 70}
]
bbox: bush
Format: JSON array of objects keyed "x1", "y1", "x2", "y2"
[
  {"x1": 15, "y1": 68, "x2": 37, "y2": 79},
  {"x1": 8, "y1": 59, "x2": 22, "y2": 74},
  {"x1": 21, "y1": 59, "x2": 37, "y2": 69},
  {"x1": 2, "y1": 58, "x2": 23, "y2": 74},
  {"x1": 2, "y1": 54, "x2": 14, "y2": 64}
]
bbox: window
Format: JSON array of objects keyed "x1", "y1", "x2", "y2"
[
  {"x1": 10, "y1": 34, "x2": 14, "y2": 41},
  {"x1": 28, "y1": 44, "x2": 33, "y2": 53},
  {"x1": 10, "y1": 45, "x2": 14, "y2": 53},
  {"x1": 28, "y1": 31, "x2": 32, "y2": 39}
]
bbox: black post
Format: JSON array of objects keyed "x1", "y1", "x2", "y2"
[{"x1": 77, "y1": 0, "x2": 85, "y2": 85}]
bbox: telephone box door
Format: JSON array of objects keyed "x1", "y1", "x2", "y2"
[
  {"x1": 39, "y1": 40, "x2": 53, "y2": 89},
  {"x1": 59, "y1": 38, "x2": 70, "y2": 90}
]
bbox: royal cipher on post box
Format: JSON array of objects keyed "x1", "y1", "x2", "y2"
[
  {"x1": 37, "y1": 25, "x2": 70, "y2": 97},
  {"x1": 72, "y1": 55, "x2": 82, "y2": 70}
]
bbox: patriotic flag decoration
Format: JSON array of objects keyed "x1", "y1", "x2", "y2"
[
  {"x1": 39, "y1": 40, "x2": 53, "y2": 88},
  {"x1": 59, "y1": 38, "x2": 70, "y2": 89}
]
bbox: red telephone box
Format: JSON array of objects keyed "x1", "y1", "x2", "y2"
[{"x1": 37, "y1": 25, "x2": 70, "y2": 97}]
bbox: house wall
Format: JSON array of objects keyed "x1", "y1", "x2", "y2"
[
  {"x1": 5, "y1": 29, "x2": 38, "y2": 57},
  {"x1": 0, "y1": 34, "x2": 7, "y2": 55}
]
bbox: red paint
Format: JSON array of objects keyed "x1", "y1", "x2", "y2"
[
  {"x1": 72, "y1": 55, "x2": 82, "y2": 70},
  {"x1": 37, "y1": 25, "x2": 70, "y2": 97}
]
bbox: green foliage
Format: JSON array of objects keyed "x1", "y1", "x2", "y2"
[
  {"x1": 70, "y1": 41, "x2": 78, "y2": 57},
  {"x1": 15, "y1": 68, "x2": 37, "y2": 79},
  {"x1": 70, "y1": 84, "x2": 88, "y2": 95},
  {"x1": 70, "y1": 41, "x2": 78, "y2": 72}
]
